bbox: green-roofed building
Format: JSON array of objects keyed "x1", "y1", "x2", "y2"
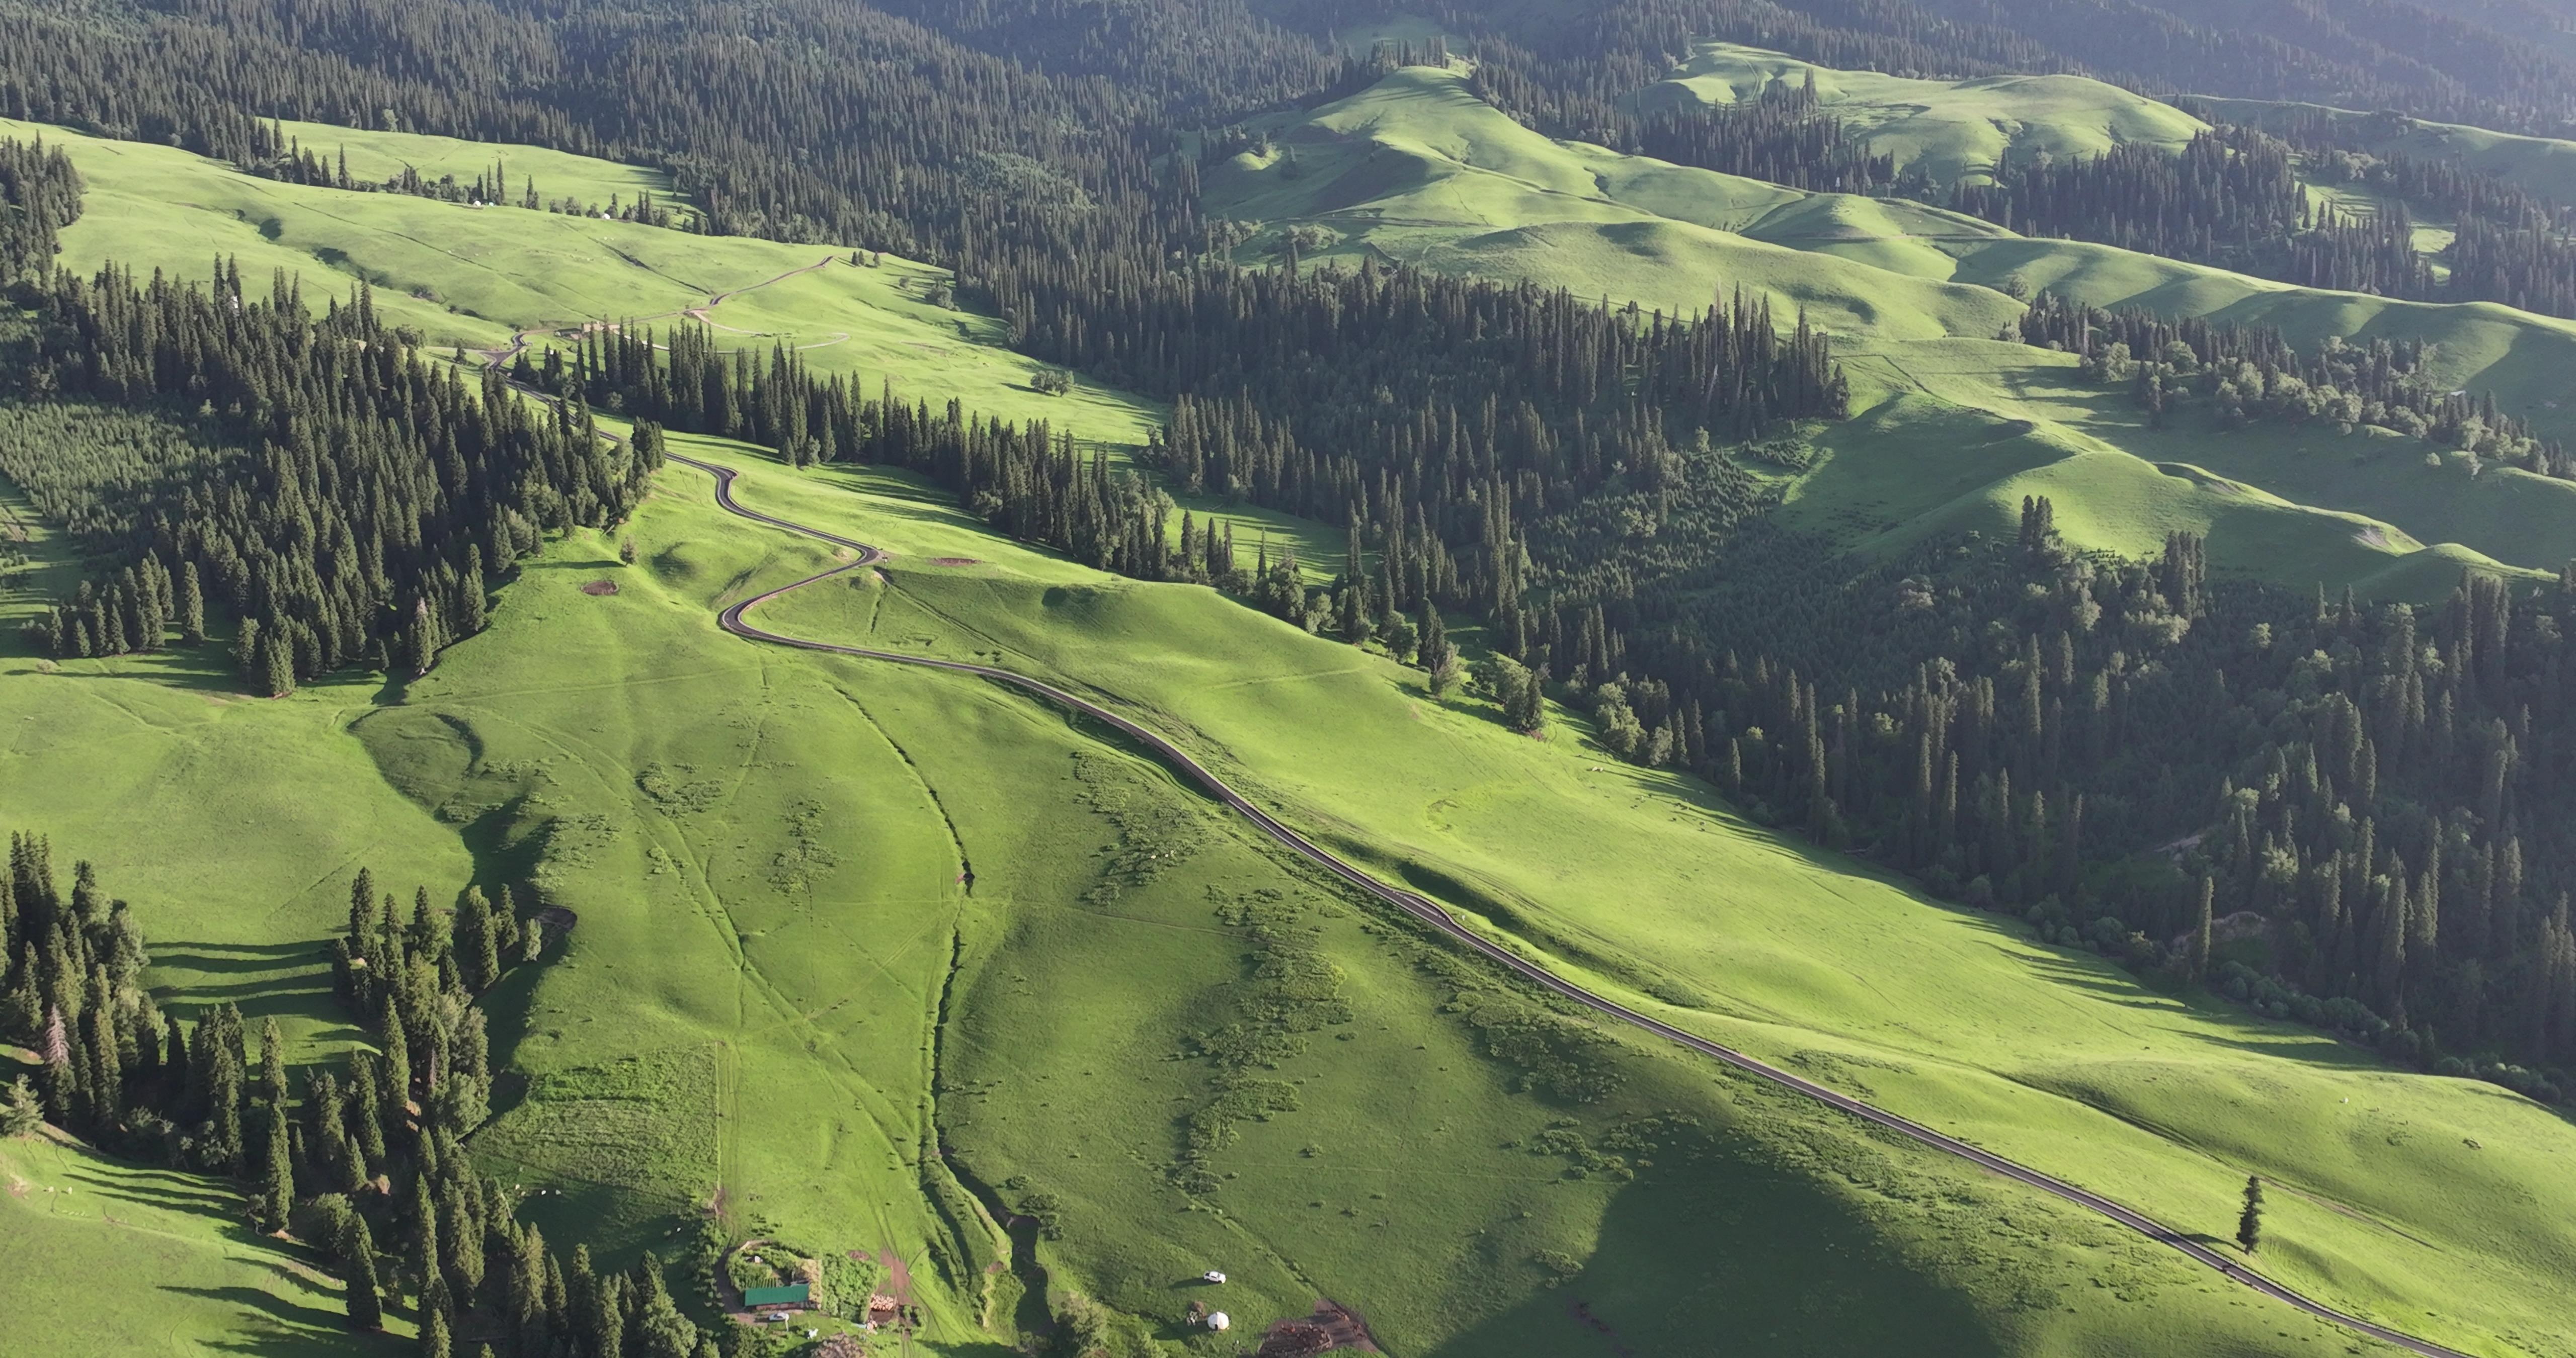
[{"x1": 744, "y1": 1283, "x2": 811, "y2": 1313}]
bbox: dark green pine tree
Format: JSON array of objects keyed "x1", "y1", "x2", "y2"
[
  {"x1": 377, "y1": 993, "x2": 411, "y2": 1120},
  {"x1": 345, "y1": 1050, "x2": 389, "y2": 1173},
  {"x1": 258, "y1": 1100, "x2": 294, "y2": 1231},
  {"x1": 411, "y1": 1175, "x2": 442, "y2": 1308},
  {"x1": 2, "y1": 1074, "x2": 39, "y2": 1137},
  {"x1": 258, "y1": 627, "x2": 295, "y2": 698},
  {"x1": 207, "y1": 1011, "x2": 246, "y2": 1174},
  {"x1": 2236, "y1": 1175, "x2": 2265, "y2": 1254},
  {"x1": 177, "y1": 560, "x2": 206, "y2": 645},
  {"x1": 342, "y1": 1212, "x2": 384, "y2": 1330},
  {"x1": 456, "y1": 888, "x2": 500, "y2": 993}
]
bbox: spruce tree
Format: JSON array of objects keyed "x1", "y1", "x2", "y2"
[
  {"x1": 259, "y1": 1103, "x2": 294, "y2": 1231},
  {"x1": 411, "y1": 1175, "x2": 442, "y2": 1306},
  {"x1": 2236, "y1": 1175, "x2": 2265, "y2": 1254},
  {"x1": 177, "y1": 560, "x2": 206, "y2": 644},
  {"x1": 342, "y1": 1212, "x2": 384, "y2": 1330},
  {"x1": 419, "y1": 1300, "x2": 452, "y2": 1358},
  {"x1": 2, "y1": 1075, "x2": 39, "y2": 1137},
  {"x1": 456, "y1": 887, "x2": 500, "y2": 992}
]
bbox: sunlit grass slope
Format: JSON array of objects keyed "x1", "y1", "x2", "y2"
[
  {"x1": 270, "y1": 117, "x2": 694, "y2": 221},
  {"x1": 0, "y1": 1133, "x2": 391, "y2": 1357},
  {"x1": 1640, "y1": 42, "x2": 2208, "y2": 184},
  {"x1": 5, "y1": 441, "x2": 2374, "y2": 1357},
  {"x1": 0, "y1": 117, "x2": 1159, "y2": 442},
  {"x1": 713, "y1": 440, "x2": 2576, "y2": 1358},
  {"x1": 1203, "y1": 66, "x2": 2025, "y2": 337}
]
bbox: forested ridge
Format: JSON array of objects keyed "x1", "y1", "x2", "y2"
[
  {"x1": 4, "y1": 128, "x2": 652, "y2": 692},
  {"x1": 1941, "y1": 121, "x2": 2576, "y2": 318},
  {"x1": 4, "y1": 253, "x2": 657, "y2": 689},
  {"x1": 1614, "y1": 516, "x2": 2576, "y2": 1093}
]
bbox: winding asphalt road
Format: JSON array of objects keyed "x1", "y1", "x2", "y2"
[{"x1": 662, "y1": 448, "x2": 2475, "y2": 1358}]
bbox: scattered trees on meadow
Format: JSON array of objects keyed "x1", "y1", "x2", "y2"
[{"x1": 0, "y1": 832, "x2": 711, "y2": 1353}]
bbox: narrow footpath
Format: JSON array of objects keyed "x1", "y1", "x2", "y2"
[{"x1": 664, "y1": 450, "x2": 2474, "y2": 1358}]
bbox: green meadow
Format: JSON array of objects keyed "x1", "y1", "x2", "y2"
[
  {"x1": 2, "y1": 440, "x2": 2384, "y2": 1358},
  {"x1": 711, "y1": 438, "x2": 2576, "y2": 1358},
  {"x1": 1202, "y1": 62, "x2": 2576, "y2": 597},
  {"x1": 0, "y1": 1133, "x2": 393, "y2": 1357},
  {"x1": 2195, "y1": 97, "x2": 2576, "y2": 207},
  {"x1": 8, "y1": 90, "x2": 2576, "y2": 1358},
  {"x1": 1640, "y1": 42, "x2": 2208, "y2": 185}
]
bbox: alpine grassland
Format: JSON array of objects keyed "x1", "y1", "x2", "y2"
[
  {"x1": 3, "y1": 430, "x2": 2380, "y2": 1358},
  {"x1": 1639, "y1": 42, "x2": 2210, "y2": 185},
  {"x1": 6, "y1": 29, "x2": 2576, "y2": 1358},
  {"x1": 1202, "y1": 60, "x2": 2576, "y2": 598},
  {"x1": 706, "y1": 437, "x2": 2576, "y2": 1358}
]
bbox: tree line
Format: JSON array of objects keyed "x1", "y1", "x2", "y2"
[
  {"x1": 2014, "y1": 291, "x2": 2567, "y2": 476},
  {"x1": 3, "y1": 149, "x2": 658, "y2": 692},
  {"x1": 241, "y1": 123, "x2": 688, "y2": 228},
  {"x1": 1617, "y1": 510, "x2": 2576, "y2": 1096},
  {"x1": 0, "y1": 834, "x2": 725, "y2": 1356},
  {"x1": 1950, "y1": 123, "x2": 2576, "y2": 320},
  {"x1": 1635, "y1": 73, "x2": 1911, "y2": 197},
  {"x1": 0, "y1": 134, "x2": 79, "y2": 284}
]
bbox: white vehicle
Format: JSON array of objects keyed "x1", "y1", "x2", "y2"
[{"x1": 1202, "y1": 1270, "x2": 1226, "y2": 1284}]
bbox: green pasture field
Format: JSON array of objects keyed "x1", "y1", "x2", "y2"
[
  {"x1": 0, "y1": 1133, "x2": 392, "y2": 1357},
  {"x1": 1, "y1": 443, "x2": 2356, "y2": 1358},
  {"x1": 268, "y1": 117, "x2": 692, "y2": 221},
  {"x1": 7, "y1": 97, "x2": 2576, "y2": 1358},
  {"x1": 707, "y1": 437, "x2": 2576, "y2": 1358}
]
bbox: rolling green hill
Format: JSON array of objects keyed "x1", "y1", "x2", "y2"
[
  {"x1": 9, "y1": 102, "x2": 2576, "y2": 1358},
  {"x1": 1638, "y1": 42, "x2": 2209, "y2": 185},
  {"x1": 1202, "y1": 64, "x2": 2576, "y2": 597},
  {"x1": 718, "y1": 438, "x2": 2576, "y2": 1358}
]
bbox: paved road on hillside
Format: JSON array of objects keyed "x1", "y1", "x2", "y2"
[{"x1": 663, "y1": 448, "x2": 2474, "y2": 1358}]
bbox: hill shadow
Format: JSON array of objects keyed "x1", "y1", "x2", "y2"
[{"x1": 1422, "y1": 1131, "x2": 2000, "y2": 1358}]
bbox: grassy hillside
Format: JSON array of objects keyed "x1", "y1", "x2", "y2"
[
  {"x1": 270, "y1": 117, "x2": 695, "y2": 222},
  {"x1": 0, "y1": 1133, "x2": 391, "y2": 1357},
  {"x1": 1, "y1": 443, "x2": 2377, "y2": 1358},
  {"x1": 9, "y1": 105, "x2": 2576, "y2": 1358},
  {"x1": 0, "y1": 114, "x2": 1344, "y2": 578},
  {"x1": 1203, "y1": 66, "x2": 2576, "y2": 597},
  {"x1": 720, "y1": 439, "x2": 2576, "y2": 1358},
  {"x1": 1203, "y1": 67, "x2": 2024, "y2": 338},
  {"x1": 1638, "y1": 42, "x2": 2208, "y2": 185}
]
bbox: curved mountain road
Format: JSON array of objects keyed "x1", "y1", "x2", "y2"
[{"x1": 663, "y1": 448, "x2": 2474, "y2": 1358}]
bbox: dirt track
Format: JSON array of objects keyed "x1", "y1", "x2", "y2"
[{"x1": 662, "y1": 448, "x2": 2470, "y2": 1358}]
